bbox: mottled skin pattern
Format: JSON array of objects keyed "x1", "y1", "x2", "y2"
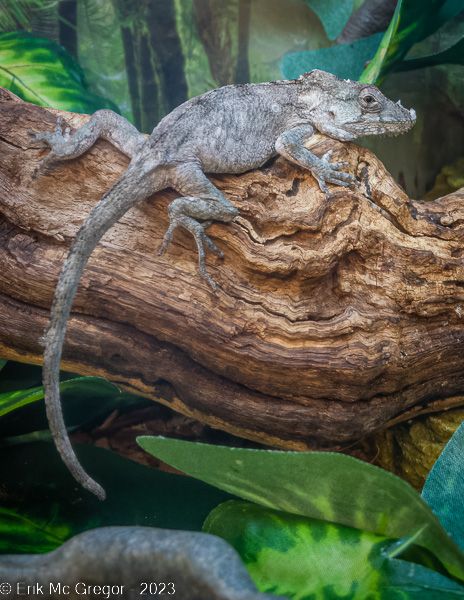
[
  {"x1": 0, "y1": 526, "x2": 286, "y2": 599},
  {"x1": 31, "y1": 70, "x2": 416, "y2": 500}
]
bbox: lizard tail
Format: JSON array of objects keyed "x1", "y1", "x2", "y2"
[{"x1": 43, "y1": 166, "x2": 156, "y2": 500}]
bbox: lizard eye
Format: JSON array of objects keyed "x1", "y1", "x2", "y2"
[{"x1": 359, "y1": 91, "x2": 381, "y2": 112}]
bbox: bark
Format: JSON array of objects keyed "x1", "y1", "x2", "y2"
[{"x1": 1, "y1": 90, "x2": 464, "y2": 451}]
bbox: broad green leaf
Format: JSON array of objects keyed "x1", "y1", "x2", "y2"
[
  {"x1": 0, "y1": 442, "x2": 231, "y2": 554},
  {"x1": 0, "y1": 31, "x2": 118, "y2": 113},
  {"x1": 204, "y1": 500, "x2": 392, "y2": 599},
  {"x1": 396, "y1": 35, "x2": 464, "y2": 71},
  {"x1": 360, "y1": 0, "x2": 464, "y2": 83},
  {"x1": 0, "y1": 377, "x2": 119, "y2": 418},
  {"x1": 303, "y1": 0, "x2": 354, "y2": 40},
  {"x1": 281, "y1": 33, "x2": 382, "y2": 81},
  {"x1": 422, "y1": 421, "x2": 464, "y2": 549},
  {"x1": 0, "y1": 359, "x2": 6, "y2": 372},
  {"x1": 204, "y1": 500, "x2": 464, "y2": 599},
  {"x1": 138, "y1": 437, "x2": 464, "y2": 581}
]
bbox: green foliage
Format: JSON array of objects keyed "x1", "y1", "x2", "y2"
[
  {"x1": 0, "y1": 0, "x2": 50, "y2": 31},
  {"x1": 396, "y1": 36, "x2": 464, "y2": 72},
  {"x1": 422, "y1": 421, "x2": 464, "y2": 550},
  {"x1": 282, "y1": 0, "x2": 464, "y2": 84},
  {"x1": 204, "y1": 500, "x2": 464, "y2": 599},
  {"x1": 0, "y1": 369, "x2": 142, "y2": 439},
  {"x1": 0, "y1": 377, "x2": 119, "y2": 418},
  {"x1": 359, "y1": 0, "x2": 464, "y2": 83},
  {"x1": 0, "y1": 359, "x2": 229, "y2": 554},
  {"x1": 0, "y1": 505, "x2": 71, "y2": 554},
  {"x1": 138, "y1": 436, "x2": 464, "y2": 581},
  {"x1": 0, "y1": 31, "x2": 118, "y2": 112},
  {"x1": 302, "y1": 0, "x2": 354, "y2": 40},
  {"x1": 0, "y1": 442, "x2": 231, "y2": 554},
  {"x1": 204, "y1": 500, "x2": 393, "y2": 599}
]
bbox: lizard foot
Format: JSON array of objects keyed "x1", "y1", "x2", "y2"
[
  {"x1": 29, "y1": 117, "x2": 71, "y2": 178},
  {"x1": 312, "y1": 150, "x2": 356, "y2": 196},
  {"x1": 158, "y1": 218, "x2": 221, "y2": 291}
]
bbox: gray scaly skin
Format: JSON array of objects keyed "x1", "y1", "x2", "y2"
[
  {"x1": 0, "y1": 526, "x2": 287, "y2": 600},
  {"x1": 31, "y1": 69, "x2": 416, "y2": 500}
]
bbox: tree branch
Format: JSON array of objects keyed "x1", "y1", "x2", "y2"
[{"x1": 0, "y1": 89, "x2": 463, "y2": 450}]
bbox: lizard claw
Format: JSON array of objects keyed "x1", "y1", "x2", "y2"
[{"x1": 312, "y1": 152, "x2": 356, "y2": 194}]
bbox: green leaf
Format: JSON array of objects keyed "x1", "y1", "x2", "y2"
[
  {"x1": 303, "y1": 0, "x2": 354, "y2": 40},
  {"x1": 137, "y1": 437, "x2": 464, "y2": 581},
  {"x1": 422, "y1": 421, "x2": 464, "y2": 550},
  {"x1": 204, "y1": 500, "x2": 392, "y2": 599},
  {"x1": 359, "y1": 0, "x2": 464, "y2": 83},
  {"x1": 0, "y1": 31, "x2": 119, "y2": 113},
  {"x1": 396, "y1": 36, "x2": 464, "y2": 71},
  {"x1": 0, "y1": 377, "x2": 119, "y2": 419},
  {"x1": 281, "y1": 33, "x2": 382, "y2": 81},
  {"x1": 0, "y1": 361, "x2": 149, "y2": 438},
  {"x1": 204, "y1": 501, "x2": 464, "y2": 599},
  {"x1": 0, "y1": 441, "x2": 231, "y2": 554},
  {"x1": 0, "y1": 359, "x2": 7, "y2": 372},
  {"x1": 0, "y1": 506, "x2": 72, "y2": 554}
]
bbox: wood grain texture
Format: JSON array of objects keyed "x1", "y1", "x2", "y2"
[{"x1": 0, "y1": 88, "x2": 463, "y2": 450}]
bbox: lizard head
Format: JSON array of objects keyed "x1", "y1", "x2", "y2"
[{"x1": 296, "y1": 69, "x2": 416, "y2": 141}]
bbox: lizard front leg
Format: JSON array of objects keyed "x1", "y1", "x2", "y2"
[
  {"x1": 275, "y1": 124, "x2": 356, "y2": 196},
  {"x1": 159, "y1": 164, "x2": 239, "y2": 289},
  {"x1": 30, "y1": 109, "x2": 145, "y2": 175}
]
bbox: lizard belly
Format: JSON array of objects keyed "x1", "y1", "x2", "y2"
[{"x1": 197, "y1": 130, "x2": 277, "y2": 174}]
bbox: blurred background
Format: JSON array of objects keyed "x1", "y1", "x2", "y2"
[{"x1": 0, "y1": 1, "x2": 463, "y2": 194}]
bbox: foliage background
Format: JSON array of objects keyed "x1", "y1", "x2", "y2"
[{"x1": 1, "y1": 0, "x2": 463, "y2": 196}]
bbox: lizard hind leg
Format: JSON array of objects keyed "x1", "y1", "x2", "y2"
[
  {"x1": 159, "y1": 196, "x2": 237, "y2": 290},
  {"x1": 159, "y1": 167, "x2": 239, "y2": 289}
]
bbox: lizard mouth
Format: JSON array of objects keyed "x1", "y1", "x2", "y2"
[{"x1": 345, "y1": 109, "x2": 416, "y2": 137}]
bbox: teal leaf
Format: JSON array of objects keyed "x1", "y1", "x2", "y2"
[
  {"x1": 384, "y1": 558, "x2": 464, "y2": 598},
  {"x1": 137, "y1": 436, "x2": 464, "y2": 581},
  {"x1": 281, "y1": 33, "x2": 382, "y2": 81},
  {"x1": 422, "y1": 421, "x2": 464, "y2": 550},
  {"x1": 303, "y1": 0, "x2": 354, "y2": 40},
  {"x1": 0, "y1": 31, "x2": 118, "y2": 113},
  {"x1": 0, "y1": 359, "x2": 6, "y2": 372},
  {"x1": 0, "y1": 441, "x2": 231, "y2": 554}
]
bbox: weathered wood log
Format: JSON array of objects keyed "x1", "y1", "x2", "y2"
[{"x1": 0, "y1": 88, "x2": 463, "y2": 451}]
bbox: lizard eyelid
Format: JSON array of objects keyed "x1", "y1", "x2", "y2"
[{"x1": 359, "y1": 94, "x2": 381, "y2": 112}]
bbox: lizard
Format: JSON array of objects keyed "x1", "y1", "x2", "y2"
[{"x1": 30, "y1": 69, "x2": 416, "y2": 500}]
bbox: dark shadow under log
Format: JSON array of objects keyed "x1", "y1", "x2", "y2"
[{"x1": 0, "y1": 89, "x2": 463, "y2": 451}]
